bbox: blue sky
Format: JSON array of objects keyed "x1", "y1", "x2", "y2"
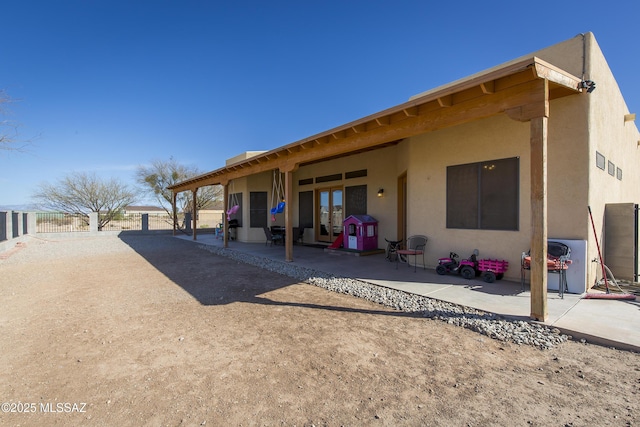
[{"x1": 1, "y1": 0, "x2": 639, "y2": 207}]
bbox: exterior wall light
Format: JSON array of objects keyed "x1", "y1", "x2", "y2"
[{"x1": 377, "y1": 188, "x2": 384, "y2": 197}]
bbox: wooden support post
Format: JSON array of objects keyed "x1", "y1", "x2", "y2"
[
  {"x1": 223, "y1": 183, "x2": 229, "y2": 248},
  {"x1": 172, "y1": 191, "x2": 177, "y2": 236},
  {"x1": 284, "y1": 169, "x2": 293, "y2": 262},
  {"x1": 192, "y1": 188, "x2": 198, "y2": 241},
  {"x1": 530, "y1": 115, "x2": 548, "y2": 321}
]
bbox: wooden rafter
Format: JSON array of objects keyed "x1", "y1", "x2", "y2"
[{"x1": 168, "y1": 57, "x2": 581, "y2": 193}]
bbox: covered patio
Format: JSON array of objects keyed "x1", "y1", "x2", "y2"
[
  {"x1": 175, "y1": 233, "x2": 640, "y2": 351},
  {"x1": 169, "y1": 56, "x2": 585, "y2": 322}
]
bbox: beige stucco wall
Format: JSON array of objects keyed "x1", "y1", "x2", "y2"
[
  {"x1": 583, "y1": 33, "x2": 640, "y2": 285},
  {"x1": 225, "y1": 148, "x2": 401, "y2": 244},
  {"x1": 401, "y1": 96, "x2": 591, "y2": 282},
  {"x1": 404, "y1": 114, "x2": 530, "y2": 277},
  {"x1": 197, "y1": 210, "x2": 224, "y2": 228},
  {"x1": 225, "y1": 175, "x2": 248, "y2": 241},
  {"x1": 225, "y1": 171, "x2": 273, "y2": 243},
  {"x1": 292, "y1": 145, "x2": 400, "y2": 244},
  {"x1": 399, "y1": 32, "x2": 640, "y2": 283}
]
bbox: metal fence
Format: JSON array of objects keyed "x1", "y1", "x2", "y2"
[
  {"x1": 36, "y1": 212, "x2": 89, "y2": 233},
  {"x1": 100, "y1": 213, "x2": 141, "y2": 231},
  {"x1": 36, "y1": 212, "x2": 175, "y2": 233},
  {"x1": 148, "y1": 213, "x2": 176, "y2": 230},
  {"x1": 99, "y1": 213, "x2": 174, "y2": 231}
]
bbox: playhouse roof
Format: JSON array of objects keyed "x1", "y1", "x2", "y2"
[{"x1": 344, "y1": 214, "x2": 378, "y2": 224}]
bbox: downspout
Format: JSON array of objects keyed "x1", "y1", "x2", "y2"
[{"x1": 578, "y1": 33, "x2": 596, "y2": 93}]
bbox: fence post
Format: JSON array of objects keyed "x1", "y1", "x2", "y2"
[
  {"x1": 89, "y1": 212, "x2": 99, "y2": 233},
  {"x1": 27, "y1": 212, "x2": 36, "y2": 235},
  {"x1": 11, "y1": 211, "x2": 20, "y2": 239},
  {"x1": 0, "y1": 211, "x2": 7, "y2": 241},
  {"x1": 184, "y1": 212, "x2": 192, "y2": 233},
  {"x1": 22, "y1": 213, "x2": 27, "y2": 234},
  {"x1": 142, "y1": 214, "x2": 149, "y2": 231}
]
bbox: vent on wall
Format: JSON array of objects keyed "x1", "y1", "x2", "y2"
[{"x1": 596, "y1": 151, "x2": 605, "y2": 170}]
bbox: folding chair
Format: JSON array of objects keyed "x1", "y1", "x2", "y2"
[{"x1": 397, "y1": 235, "x2": 427, "y2": 272}]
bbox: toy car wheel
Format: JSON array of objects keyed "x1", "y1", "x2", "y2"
[
  {"x1": 436, "y1": 265, "x2": 447, "y2": 275},
  {"x1": 482, "y1": 271, "x2": 496, "y2": 283},
  {"x1": 460, "y1": 266, "x2": 475, "y2": 280}
]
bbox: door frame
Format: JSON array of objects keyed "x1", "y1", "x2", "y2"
[{"x1": 316, "y1": 186, "x2": 343, "y2": 243}]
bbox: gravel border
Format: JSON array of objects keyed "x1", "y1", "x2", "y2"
[{"x1": 199, "y1": 244, "x2": 570, "y2": 350}]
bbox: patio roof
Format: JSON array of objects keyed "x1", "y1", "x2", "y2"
[{"x1": 169, "y1": 56, "x2": 582, "y2": 193}]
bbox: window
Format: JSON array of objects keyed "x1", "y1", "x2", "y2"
[
  {"x1": 366, "y1": 224, "x2": 376, "y2": 237},
  {"x1": 249, "y1": 192, "x2": 267, "y2": 228},
  {"x1": 608, "y1": 161, "x2": 615, "y2": 176},
  {"x1": 316, "y1": 173, "x2": 342, "y2": 183},
  {"x1": 447, "y1": 157, "x2": 519, "y2": 230},
  {"x1": 345, "y1": 169, "x2": 367, "y2": 179}
]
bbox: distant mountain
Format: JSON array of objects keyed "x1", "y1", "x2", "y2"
[{"x1": 0, "y1": 204, "x2": 37, "y2": 211}]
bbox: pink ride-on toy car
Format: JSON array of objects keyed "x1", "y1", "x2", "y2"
[
  {"x1": 477, "y1": 258, "x2": 509, "y2": 283},
  {"x1": 436, "y1": 250, "x2": 479, "y2": 280}
]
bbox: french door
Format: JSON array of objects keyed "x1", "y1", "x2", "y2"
[{"x1": 317, "y1": 187, "x2": 343, "y2": 243}]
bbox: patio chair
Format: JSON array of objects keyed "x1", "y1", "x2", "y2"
[
  {"x1": 396, "y1": 235, "x2": 428, "y2": 272},
  {"x1": 263, "y1": 227, "x2": 283, "y2": 246}
]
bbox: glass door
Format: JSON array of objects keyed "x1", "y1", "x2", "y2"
[{"x1": 317, "y1": 187, "x2": 343, "y2": 243}]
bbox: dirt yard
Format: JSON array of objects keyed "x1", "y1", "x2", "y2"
[{"x1": 0, "y1": 234, "x2": 638, "y2": 426}]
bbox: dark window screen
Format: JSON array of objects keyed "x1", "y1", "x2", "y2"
[
  {"x1": 316, "y1": 173, "x2": 342, "y2": 183},
  {"x1": 447, "y1": 157, "x2": 519, "y2": 230},
  {"x1": 299, "y1": 191, "x2": 314, "y2": 228},
  {"x1": 345, "y1": 169, "x2": 367, "y2": 179},
  {"x1": 447, "y1": 163, "x2": 478, "y2": 229},
  {"x1": 480, "y1": 158, "x2": 519, "y2": 230},
  {"x1": 345, "y1": 185, "x2": 367, "y2": 217},
  {"x1": 249, "y1": 192, "x2": 267, "y2": 228}
]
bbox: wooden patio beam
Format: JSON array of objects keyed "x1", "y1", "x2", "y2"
[
  {"x1": 168, "y1": 59, "x2": 580, "y2": 195},
  {"x1": 223, "y1": 183, "x2": 229, "y2": 248},
  {"x1": 170, "y1": 79, "x2": 553, "y2": 191},
  {"x1": 192, "y1": 188, "x2": 198, "y2": 241},
  {"x1": 284, "y1": 169, "x2": 294, "y2": 262},
  {"x1": 529, "y1": 79, "x2": 550, "y2": 322}
]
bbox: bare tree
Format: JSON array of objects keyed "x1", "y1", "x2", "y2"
[
  {"x1": 136, "y1": 157, "x2": 222, "y2": 220},
  {"x1": 0, "y1": 89, "x2": 32, "y2": 152},
  {"x1": 32, "y1": 172, "x2": 137, "y2": 230}
]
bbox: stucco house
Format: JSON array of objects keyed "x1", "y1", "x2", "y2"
[{"x1": 169, "y1": 33, "x2": 640, "y2": 321}]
